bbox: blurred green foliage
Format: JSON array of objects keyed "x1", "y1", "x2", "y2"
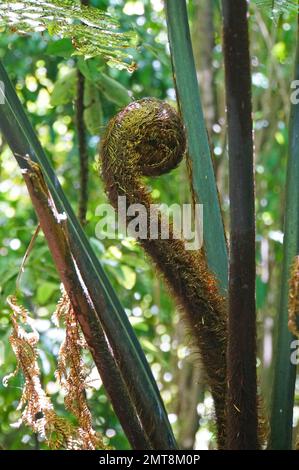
[{"x1": 0, "y1": 0, "x2": 298, "y2": 450}]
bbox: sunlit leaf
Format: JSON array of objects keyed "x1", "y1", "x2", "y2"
[
  {"x1": 111, "y1": 265, "x2": 136, "y2": 290},
  {"x1": 95, "y1": 72, "x2": 131, "y2": 107},
  {"x1": 120, "y1": 266, "x2": 136, "y2": 290},
  {"x1": 50, "y1": 68, "x2": 77, "y2": 106},
  {"x1": 254, "y1": 0, "x2": 299, "y2": 21},
  {"x1": 140, "y1": 338, "x2": 158, "y2": 354},
  {"x1": 83, "y1": 81, "x2": 103, "y2": 135},
  {"x1": 46, "y1": 38, "x2": 74, "y2": 58},
  {"x1": 37, "y1": 282, "x2": 58, "y2": 305},
  {"x1": 0, "y1": 0, "x2": 137, "y2": 72}
]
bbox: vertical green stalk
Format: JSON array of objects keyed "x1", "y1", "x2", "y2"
[
  {"x1": 222, "y1": 0, "x2": 258, "y2": 449},
  {"x1": 165, "y1": 0, "x2": 228, "y2": 294},
  {"x1": 269, "y1": 13, "x2": 299, "y2": 451}
]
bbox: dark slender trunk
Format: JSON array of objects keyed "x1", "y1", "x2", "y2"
[
  {"x1": 76, "y1": 0, "x2": 90, "y2": 225},
  {"x1": 221, "y1": 0, "x2": 258, "y2": 449}
]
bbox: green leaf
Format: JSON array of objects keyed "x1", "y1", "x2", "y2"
[
  {"x1": 107, "y1": 264, "x2": 136, "y2": 291},
  {"x1": 120, "y1": 266, "x2": 137, "y2": 290},
  {"x1": 83, "y1": 81, "x2": 103, "y2": 135},
  {"x1": 254, "y1": 0, "x2": 298, "y2": 15},
  {"x1": 129, "y1": 317, "x2": 149, "y2": 333},
  {"x1": 256, "y1": 276, "x2": 268, "y2": 310},
  {"x1": 37, "y1": 282, "x2": 58, "y2": 305},
  {"x1": 77, "y1": 58, "x2": 105, "y2": 81},
  {"x1": 46, "y1": 38, "x2": 74, "y2": 58},
  {"x1": 50, "y1": 69, "x2": 77, "y2": 107},
  {"x1": 140, "y1": 338, "x2": 159, "y2": 354},
  {"x1": 0, "y1": 0, "x2": 137, "y2": 72},
  {"x1": 89, "y1": 237, "x2": 105, "y2": 256},
  {"x1": 95, "y1": 72, "x2": 131, "y2": 107}
]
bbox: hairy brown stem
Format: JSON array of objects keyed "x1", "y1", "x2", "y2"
[{"x1": 100, "y1": 98, "x2": 227, "y2": 448}]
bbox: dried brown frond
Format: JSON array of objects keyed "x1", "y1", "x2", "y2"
[
  {"x1": 4, "y1": 295, "x2": 78, "y2": 449},
  {"x1": 53, "y1": 289, "x2": 107, "y2": 450},
  {"x1": 5, "y1": 294, "x2": 108, "y2": 450},
  {"x1": 288, "y1": 255, "x2": 299, "y2": 337}
]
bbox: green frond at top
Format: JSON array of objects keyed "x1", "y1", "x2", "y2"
[
  {"x1": 254, "y1": 0, "x2": 298, "y2": 21},
  {"x1": 0, "y1": 0, "x2": 137, "y2": 71}
]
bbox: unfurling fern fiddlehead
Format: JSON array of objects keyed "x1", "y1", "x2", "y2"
[{"x1": 100, "y1": 98, "x2": 227, "y2": 448}]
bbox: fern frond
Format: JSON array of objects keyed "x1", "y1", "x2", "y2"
[
  {"x1": 0, "y1": 0, "x2": 137, "y2": 71},
  {"x1": 254, "y1": 0, "x2": 299, "y2": 21},
  {"x1": 3, "y1": 296, "x2": 77, "y2": 449},
  {"x1": 4, "y1": 295, "x2": 107, "y2": 450},
  {"x1": 54, "y1": 288, "x2": 108, "y2": 450}
]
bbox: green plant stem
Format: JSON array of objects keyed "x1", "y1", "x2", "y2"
[
  {"x1": 269, "y1": 14, "x2": 299, "y2": 450},
  {"x1": 165, "y1": 0, "x2": 228, "y2": 294},
  {"x1": 221, "y1": 0, "x2": 258, "y2": 449},
  {"x1": 0, "y1": 59, "x2": 177, "y2": 450}
]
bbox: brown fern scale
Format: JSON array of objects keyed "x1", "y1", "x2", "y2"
[
  {"x1": 288, "y1": 255, "x2": 299, "y2": 338},
  {"x1": 99, "y1": 98, "x2": 227, "y2": 448}
]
